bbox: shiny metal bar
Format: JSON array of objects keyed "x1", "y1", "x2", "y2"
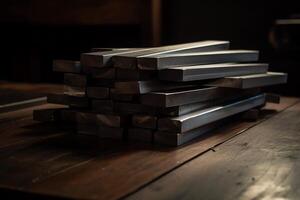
[{"x1": 138, "y1": 50, "x2": 259, "y2": 70}]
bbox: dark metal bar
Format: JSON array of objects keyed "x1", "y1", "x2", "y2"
[
  {"x1": 157, "y1": 94, "x2": 266, "y2": 133},
  {"x1": 113, "y1": 41, "x2": 230, "y2": 69},
  {"x1": 76, "y1": 112, "x2": 125, "y2": 128},
  {"x1": 83, "y1": 67, "x2": 116, "y2": 80},
  {"x1": 114, "y1": 102, "x2": 157, "y2": 115},
  {"x1": 138, "y1": 50, "x2": 259, "y2": 70},
  {"x1": 128, "y1": 128, "x2": 153, "y2": 143},
  {"x1": 206, "y1": 72, "x2": 288, "y2": 89},
  {"x1": 116, "y1": 69, "x2": 157, "y2": 81},
  {"x1": 158, "y1": 63, "x2": 268, "y2": 82}
]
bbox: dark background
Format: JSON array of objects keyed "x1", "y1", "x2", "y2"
[{"x1": 0, "y1": 0, "x2": 299, "y2": 94}]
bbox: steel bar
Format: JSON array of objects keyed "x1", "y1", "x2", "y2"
[
  {"x1": 86, "y1": 87, "x2": 110, "y2": 99},
  {"x1": 206, "y1": 72, "x2": 287, "y2": 89},
  {"x1": 158, "y1": 63, "x2": 268, "y2": 82},
  {"x1": 64, "y1": 73, "x2": 87, "y2": 87},
  {"x1": 53, "y1": 60, "x2": 81, "y2": 73},
  {"x1": 157, "y1": 94, "x2": 266, "y2": 133},
  {"x1": 77, "y1": 123, "x2": 124, "y2": 139},
  {"x1": 132, "y1": 115, "x2": 157, "y2": 129},
  {"x1": 128, "y1": 128, "x2": 153, "y2": 143},
  {"x1": 116, "y1": 69, "x2": 157, "y2": 81},
  {"x1": 154, "y1": 120, "x2": 225, "y2": 146},
  {"x1": 140, "y1": 86, "x2": 233, "y2": 107},
  {"x1": 84, "y1": 67, "x2": 116, "y2": 79},
  {"x1": 114, "y1": 80, "x2": 195, "y2": 94},
  {"x1": 138, "y1": 50, "x2": 259, "y2": 70},
  {"x1": 113, "y1": 40, "x2": 229, "y2": 69}
]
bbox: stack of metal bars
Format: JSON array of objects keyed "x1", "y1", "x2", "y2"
[{"x1": 33, "y1": 40, "x2": 287, "y2": 146}]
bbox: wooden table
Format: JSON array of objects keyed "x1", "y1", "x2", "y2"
[{"x1": 0, "y1": 83, "x2": 299, "y2": 200}]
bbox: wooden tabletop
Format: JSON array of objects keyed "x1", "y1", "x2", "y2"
[{"x1": 0, "y1": 83, "x2": 299, "y2": 199}]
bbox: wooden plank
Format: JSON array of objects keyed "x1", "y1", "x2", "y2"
[
  {"x1": 76, "y1": 112, "x2": 126, "y2": 128},
  {"x1": 63, "y1": 86, "x2": 86, "y2": 97},
  {"x1": 132, "y1": 115, "x2": 157, "y2": 129},
  {"x1": 26, "y1": 97, "x2": 298, "y2": 200},
  {"x1": 83, "y1": 67, "x2": 116, "y2": 80},
  {"x1": 114, "y1": 102, "x2": 157, "y2": 115},
  {"x1": 113, "y1": 41, "x2": 229, "y2": 69},
  {"x1": 0, "y1": 97, "x2": 47, "y2": 113},
  {"x1": 77, "y1": 123, "x2": 124, "y2": 139},
  {"x1": 53, "y1": 60, "x2": 81, "y2": 73},
  {"x1": 114, "y1": 80, "x2": 194, "y2": 94},
  {"x1": 158, "y1": 94, "x2": 266, "y2": 133},
  {"x1": 110, "y1": 89, "x2": 137, "y2": 102},
  {"x1": 138, "y1": 50, "x2": 259, "y2": 70},
  {"x1": 206, "y1": 72, "x2": 288, "y2": 89},
  {"x1": 116, "y1": 69, "x2": 157, "y2": 81},
  {"x1": 128, "y1": 128, "x2": 153, "y2": 143},
  {"x1": 64, "y1": 73, "x2": 87, "y2": 87},
  {"x1": 80, "y1": 49, "x2": 148, "y2": 68},
  {"x1": 158, "y1": 63, "x2": 268, "y2": 82},
  {"x1": 47, "y1": 94, "x2": 89, "y2": 108},
  {"x1": 92, "y1": 99, "x2": 114, "y2": 113},
  {"x1": 140, "y1": 86, "x2": 228, "y2": 107},
  {"x1": 86, "y1": 87, "x2": 110, "y2": 99},
  {"x1": 127, "y1": 101, "x2": 300, "y2": 200}
]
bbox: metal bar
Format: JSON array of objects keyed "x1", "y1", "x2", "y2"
[
  {"x1": 141, "y1": 86, "x2": 232, "y2": 107},
  {"x1": 138, "y1": 50, "x2": 259, "y2": 70},
  {"x1": 114, "y1": 80, "x2": 195, "y2": 94},
  {"x1": 206, "y1": 72, "x2": 288, "y2": 89},
  {"x1": 158, "y1": 63, "x2": 268, "y2": 82},
  {"x1": 53, "y1": 60, "x2": 81, "y2": 73},
  {"x1": 157, "y1": 94, "x2": 266, "y2": 133},
  {"x1": 83, "y1": 67, "x2": 116, "y2": 80},
  {"x1": 113, "y1": 40, "x2": 230, "y2": 69},
  {"x1": 114, "y1": 102, "x2": 157, "y2": 115},
  {"x1": 110, "y1": 89, "x2": 137, "y2": 102},
  {"x1": 77, "y1": 123, "x2": 124, "y2": 139},
  {"x1": 132, "y1": 115, "x2": 157, "y2": 129},
  {"x1": 154, "y1": 120, "x2": 226, "y2": 146},
  {"x1": 86, "y1": 87, "x2": 110, "y2": 99},
  {"x1": 64, "y1": 73, "x2": 87, "y2": 87}
]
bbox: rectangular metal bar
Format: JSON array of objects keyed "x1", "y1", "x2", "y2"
[
  {"x1": 158, "y1": 63, "x2": 269, "y2": 82},
  {"x1": 92, "y1": 99, "x2": 114, "y2": 113},
  {"x1": 110, "y1": 89, "x2": 137, "y2": 102},
  {"x1": 88, "y1": 78, "x2": 115, "y2": 87},
  {"x1": 114, "y1": 80, "x2": 195, "y2": 94},
  {"x1": 132, "y1": 115, "x2": 157, "y2": 129},
  {"x1": 128, "y1": 128, "x2": 153, "y2": 143},
  {"x1": 116, "y1": 69, "x2": 157, "y2": 81},
  {"x1": 140, "y1": 86, "x2": 232, "y2": 107},
  {"x1": 113, "y1": 41, "x2": 230, "y2": 69},
  {"x1": 53, "y1": 60, "x2": 81, "y2": 73},
  {"x1": 157, "y1": 94, "x2": 266, "y2": 133},
  {"x1": 64, "y1": 86, "x2": 86, "y2": 97},
  {"x1": 80, "y1": 48, "x2": 149, "y2": 68},
  {"x1": 83, "y1": 67, "x2": 116, "y2": 80},
  {"x1": 206, "y1": 72, "x2": 288, "y2": 89},
  {"x1": 86, "y1": 87, "x2": 110, "y2": 99},
  {"x1": 154, "y1": 120, "x2": 225, "y2": 146},
  {"x1": 157, "y1": 88, "x2": 261, "y2": 116},
  {"x1": 76, "y1": 112, "x2": 125, "y2": 128},
  {"x1": 64, "y1": 73, "x2": 87, "y2": 87},
  {"x1": 47, "y1": 93, "x2": 89, "y2": 108},
  {"x1": 138, "y1": 50, "x2": 259, "y2": 70}
]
